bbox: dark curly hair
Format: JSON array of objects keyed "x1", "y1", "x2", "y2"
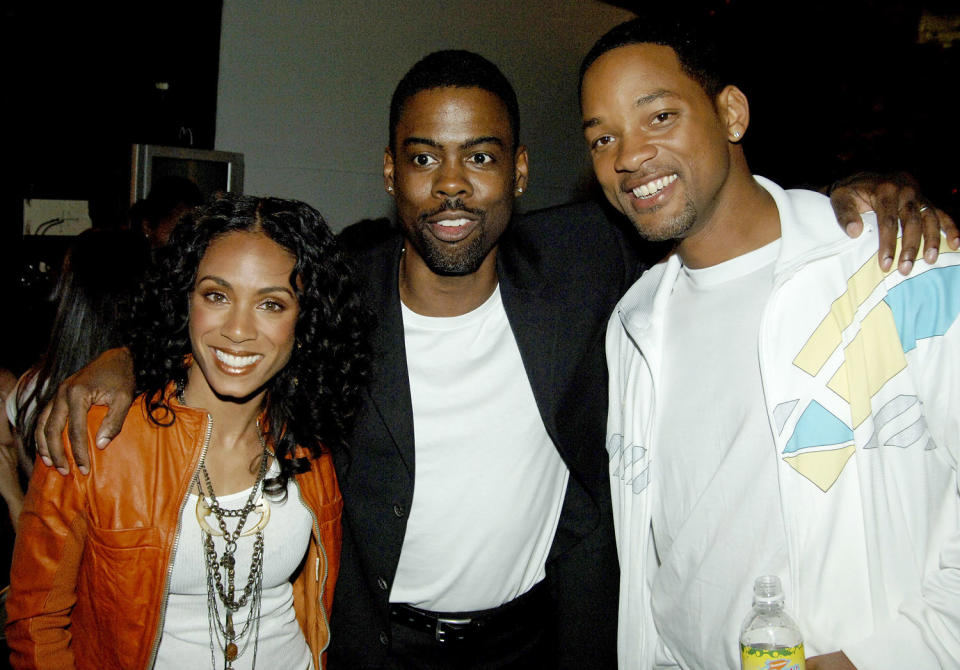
[{"x1": 130, "y1": 193, "x2": 372, "y2": 496}]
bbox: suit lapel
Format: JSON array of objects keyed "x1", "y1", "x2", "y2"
[
  {"x1": 360, "y1": 237, "x2": 416, "y2": 477},
  {"x1": 497, "y1": 241, "x2": 564, "y2": 456}
]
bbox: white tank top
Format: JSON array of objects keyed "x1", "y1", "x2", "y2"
[{"x1": 155, "y1": 461, "x2": 315, "y2": 669}]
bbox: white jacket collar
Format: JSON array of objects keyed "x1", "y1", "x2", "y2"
[{"x1": 617, "y1": 176, "x2": 874, "y2": 341}]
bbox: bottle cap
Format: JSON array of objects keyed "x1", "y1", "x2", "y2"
[{"x1": 753, "y1": 575, "x2": 784, "y2": 605}]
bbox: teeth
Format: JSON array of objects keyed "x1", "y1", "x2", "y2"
[
  {"x1": 437, "y1": 218, "x2": 471, "y2": 227},
  {"x1": 632, "y1": 174, "x2": 677, "y2": 199},
  {"x1": 215, "y1": 349, "x2": 262, "y2": 368}
]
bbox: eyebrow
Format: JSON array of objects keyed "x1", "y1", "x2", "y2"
[
  {"x1": 402, "y1": 135, "x2": 506, "y2": 150},
  {"x1": 582, "y1": 89, "x2": 678, "y2": 130},
  {"x1": 196, "y1": 275, "x2": 296, "y2": 296}
]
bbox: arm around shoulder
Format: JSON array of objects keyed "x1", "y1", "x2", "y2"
[{"x1": 36, "y1": 347, "x2": 135, "y2": 475}]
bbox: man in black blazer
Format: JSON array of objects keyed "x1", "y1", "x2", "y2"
[{"x1": 329, "y1": 50, "x2": 638, "y2": 668}]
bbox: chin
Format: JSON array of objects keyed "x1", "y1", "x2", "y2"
[
  {"x1": 206, "y1": 374, "x2": 273, "y2": 403},
  {"x1": 424, "y1": 259, "x2": 487, "y2": 276},
  {"x1": 631, "y1": 205, "x2": 697, "y2": 243},
  {"x1": 421, "y1": 240, "x2": 489, "y2": 276},
  {"x1": 215, "y1": 385, "x2": 270, "y2": 404}
]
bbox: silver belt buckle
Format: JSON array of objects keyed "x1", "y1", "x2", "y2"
[{"x1": 435, "y1": 616, "x2": 471, "y2": 642}]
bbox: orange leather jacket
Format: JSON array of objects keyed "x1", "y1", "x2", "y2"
[{"x1": 6, "y1": 394, "x2": 342, "y2": 669}]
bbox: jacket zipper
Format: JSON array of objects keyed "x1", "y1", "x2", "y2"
[
  {"x1": 147, "y1": 412, "x2": 214, "y2": 668},
  {"x1": 292, "y1": 472, "x2": 330, "y2": 665}
]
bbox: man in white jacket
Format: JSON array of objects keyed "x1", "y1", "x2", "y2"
[{"x1": 580, "y1": 16, "x2": 960, "y2": 670}]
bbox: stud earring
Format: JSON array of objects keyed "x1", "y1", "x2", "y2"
[
  {"x1": 387, "y1": 186, "x2": 394, "y2": 192},
  {"x1": 733, "y1": 131, "x2": 741, "y2": 139},
  {"x1": 516, "y1": 187, "x2": 524, "y2": 194}
]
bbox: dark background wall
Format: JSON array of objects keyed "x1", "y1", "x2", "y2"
[
  {"x1": 709, "y1": 0, "x2": 960, "y2": 208},
  {"x1": 2, "y1": 2, "x2": 222, "y2": 216},
  {"x1": 1, "y1": 2, "x2": 223, "y2": 372}
]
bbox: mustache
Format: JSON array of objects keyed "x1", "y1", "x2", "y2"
[{"x1": 418, "y1": 198, "x2": 485, "y2": 223}]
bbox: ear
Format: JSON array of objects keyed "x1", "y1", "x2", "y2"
[
  {"x1": 513, "y1": 145, "x2": 529, "y2": 196},
  {"x1": 717, "y1": 85, "x2": 750, "y2": 143},
  {"x1": 383, "y1": 148, "x2": 396, "y2": 195}
]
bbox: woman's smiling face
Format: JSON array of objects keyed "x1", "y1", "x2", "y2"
[{"x1": 186, "y1": 230, "x2": 299, "y2": 404}]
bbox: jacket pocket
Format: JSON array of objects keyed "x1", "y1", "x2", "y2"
[{"x1": 80, "y1": 525, "x2": 164, "y2": 666}]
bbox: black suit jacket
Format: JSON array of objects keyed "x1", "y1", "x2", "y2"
[{"x1": 329, "y1": 201, "x2": 642, "y2": 669}]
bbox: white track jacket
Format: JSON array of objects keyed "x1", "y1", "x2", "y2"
[{"x1": 607, "y1": 177, "x2": 960, "y2": 669}]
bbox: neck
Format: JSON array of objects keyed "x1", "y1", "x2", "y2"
[
  {"x1": 677, "y1": 163, "x2": 780, "y2": 269},
  {"x1": 398, "y1": 243, "x2": 500, "y2": 317},
  {"x1": 181, "y1": 369, "x2": 265, "y2": 455}
]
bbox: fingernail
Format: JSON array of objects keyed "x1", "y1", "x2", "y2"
[
  {"x1": 41, "y1": 456, "x2": 53, "y2": 467},
  {"x1": 880, "y1": 256, "x2": 893, "y2": 271},
  {"x1": 899, "y1": 259, "x2": 913, "y2": 275},
  {"x1": 78, "y1": 465, "x2": 89, "y2": 476},
  {"x1": 57, "y1": 466, "x2": 70, "y2": 476},
  {"x1": 924, "y1": 248, "x2": 938, "y2": 264},
  {"x1": 845, "y1": 222, "x2": 861, "y2": 236},
  {"x1": 97, "y1": 437, "x2": 110, "y2": 449}
]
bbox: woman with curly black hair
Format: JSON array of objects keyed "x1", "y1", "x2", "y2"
[{"x1": 7, "y1": 194, "x2": 371, "y2": 670}]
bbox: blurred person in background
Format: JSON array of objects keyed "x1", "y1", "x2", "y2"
[
  {"x1": 1, "y1": 368, "x2": 21, "y2": 531},
  {"x1": 134, "y1": 176, "x2": 203, "y2": 249},
  {"x1": 7, "y1": 229, "x2": 149, "y2": 489}
]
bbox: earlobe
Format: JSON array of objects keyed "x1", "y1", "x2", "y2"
[
  {"x1": 719, "y1": 85, "x2": 750, "y2": 142},
  {"x1": 383, "y1": 149, "x2": 396, "y2": 195},
  {"x1": 514, "y1": 145, "x2": 530, "y2": 195}
]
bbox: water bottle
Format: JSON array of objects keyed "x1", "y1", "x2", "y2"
[{"x1": 740, "y1": 575, "x2": 805, "y2": 670}]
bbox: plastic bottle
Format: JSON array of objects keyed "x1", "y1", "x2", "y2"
[{"x1": 740, "y1": 575, "x2": 805, "y2": 670}]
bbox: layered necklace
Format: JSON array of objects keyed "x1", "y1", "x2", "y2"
[{"x1": 194, "y1": 427, "x2": 272, "y2": 670}]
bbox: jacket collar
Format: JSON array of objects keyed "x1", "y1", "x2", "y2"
[
  {"x1": 618, "y1": 176, "x2": 853, "y2": 344},
  {"x1": 756, "y1": 175, "x2": 856, "y2": 277},
  {"x1": 496, "y1": 224, "x2": 564, "y2": 442},
  {"x1": 358, "y1": 234, "x2": 416, "y2": 475}
]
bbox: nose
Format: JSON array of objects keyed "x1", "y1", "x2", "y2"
[
  {"x1": 221, "y1": 305, "x2": 256, "y2": 343},
  {"x1": 433, "y1": 160, "x2": 472, "y2": 200},
  {"x1": 614, "y1": 131, "x2": 657, "y2": 173}
]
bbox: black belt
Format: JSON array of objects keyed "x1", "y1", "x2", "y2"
[{"x1": 389, "y1": 581, "x2": 548, "y2": 644}]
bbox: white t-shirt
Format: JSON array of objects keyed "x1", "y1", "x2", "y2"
[
  {"x1": 390, "y1": 285, "x2": 569, "y2": 612},
  {"x1": 155, "y1": 461, "x2": 314, "y2": 670},
  {"x1": 651, "y1": 240, "x2": 792, "y2": 668}
]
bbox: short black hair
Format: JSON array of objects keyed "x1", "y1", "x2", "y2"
[
  {"x1": 579, "y1": 15, "x2": 729, "y2": 102},
  {"x1": 389, "y1": 50, "x2": 521, "y2": 154}
]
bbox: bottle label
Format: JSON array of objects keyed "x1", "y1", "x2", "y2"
[{"x1": 740, "y1": 643, "x2": 805, "y2": 670}]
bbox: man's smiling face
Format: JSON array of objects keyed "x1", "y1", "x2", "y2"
[{"x1": 581, "y1": 43, "x2": 733, "y2": 243}]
